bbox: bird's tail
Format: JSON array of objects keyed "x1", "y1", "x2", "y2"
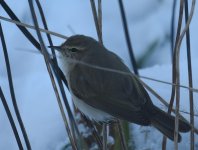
[{"x1": 150, "y1": 106, "x2": 191, "y2": 142}]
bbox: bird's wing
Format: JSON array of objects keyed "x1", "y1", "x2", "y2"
[{"x1": 69, "y1": 50, "x2": 151, "y2": 124}]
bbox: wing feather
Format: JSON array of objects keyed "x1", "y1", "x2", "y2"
[{"x1": 69, "y1": 50, "x2": 151, "y2": 124}]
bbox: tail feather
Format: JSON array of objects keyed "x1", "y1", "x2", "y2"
[
  {"x1": 152, "y1": 119, "x2": 181, "y2": 142},
  {"x1": 150, "y1": 106, "x2": 191, "y2": 142}
]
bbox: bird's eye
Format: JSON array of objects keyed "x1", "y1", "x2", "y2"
[{"x1": 69, "y1": 48, "x2": 78, "y2": 53}]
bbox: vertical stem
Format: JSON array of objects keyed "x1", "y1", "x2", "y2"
[
  {"x1": 170, "y1": 0, "x2": 177, "y2": 61},
  {"x1": 174, "y1": 65, "x2": 180, "y2": 150},
  {"x1": 0, "y1": 88, "x2": 23, "y2": 150},
  {"x1": 98, "y1": 0, "x2": 102, "y2": 40},
  {"x1": 90, "y1": 0, "x2": 103, "y2": 43},
  {"x1": 117, "y1": 120, "x2": 128, "y2": 150},
  {"x1": 174, "y1": 1, "x2": 184, "y2": 149},
  {"x1": 118, "y1": 0, "x2": 139, "y2": 75},
  {"x1": 184, "y1": 0, "x2": 195, "y2": 149},
  {"x1": 102, "y1": 123, "x2": 107, "y2": 150},
  {"x1": 0, "y1": 20, "x2": 31, "y2": 150}
]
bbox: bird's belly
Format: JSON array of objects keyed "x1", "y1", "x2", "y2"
[{"x1": 72, "y1": 94, "x2": 113, "y2": 122}]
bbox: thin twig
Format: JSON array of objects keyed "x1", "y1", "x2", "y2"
[
  {"x1": 27, "y1": 1, "x2": 78, "y2": 149},
  {"x1": 0, "y1": 87, "x2": 23, "y2": 150},
  {"x1": 58, "y1": 56, "x2": 198, "y2": 94},
  {"x1": 170, "y1": 0, "x2": 177, "y2": 61},
  {"x1": 117, "y1": 120, "x2": 128, "y2": 150},
  {"x1": 0, "y1": 21, "x2": 31, "y2": 149},
  {"x1": 169, "y1": 1, "x2": 183, "y2": 114},
  {"x1": 139, "y1": 75, "x2": 198, "y2": 93},
  {"x1": 184, "y1": 0, "x2": 195, "y2": 149},
  {"x1": 67, "y1": 25, "x2": 76, "y2": 35},
  {"x1": 35, "y1": 0, "x2": 56, "y2": 57},
  {"x1": 90, "y1": 0, "x2": 102, "y2": 43},
  {"x1": 0, "y1": 15, "x2": 68, "y2": 39},
  {"x1": 98, "y1": 0, "x2": 102, "y2": 40},
  {"x1": 175, "y1": 109, "x2": 198, "y2": 117},
  {"x1": 118, "y1": 0, "x2": 139, "y2": 75},
  {"x1": 168, "y1": 0, "x2": 184, "y2": 118},
  {"x1": 102, "y1": 123, "x2": 107, "y2": 150}
]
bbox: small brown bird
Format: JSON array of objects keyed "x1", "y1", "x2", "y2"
[{"x1": 50, "y1": 35, "x2": 191, "y2": 142}]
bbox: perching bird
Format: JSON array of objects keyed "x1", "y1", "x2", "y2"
[{"x1": 50, "y1": 35, "x2": 191, "y2": 142}]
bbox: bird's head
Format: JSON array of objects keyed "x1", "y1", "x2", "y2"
[{"x1": 49, "y1": 35, "x2": 101, "y2": 60}]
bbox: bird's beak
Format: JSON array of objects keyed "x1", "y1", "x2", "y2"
[{"x1": 48, "y1": 45, "x2": 62, "y2": 51}]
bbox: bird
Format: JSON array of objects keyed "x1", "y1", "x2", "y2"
[{"x1": 49, "y1": 34, "x2": 191, "y2": 142}]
